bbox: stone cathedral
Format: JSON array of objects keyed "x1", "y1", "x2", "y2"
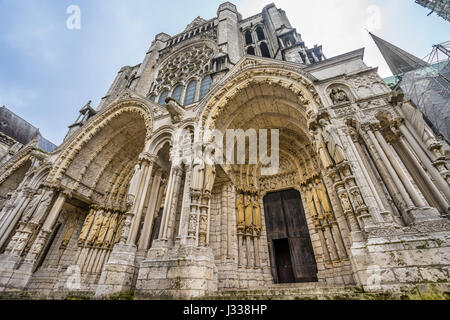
[{"x1": 0, "y1": 2, "x2": 449, "y2": 299}]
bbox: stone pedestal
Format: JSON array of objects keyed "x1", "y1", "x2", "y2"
[
  {"x1": 136, "y1": 245, "x2": 217, "y2": 299},
  {"x1": 4, "y1": 260, "x2": 35, "y2": 291},
  {"x1": 404, "y1": 207, "x2": 442, "y2": 225},
  {"x1": 0, "y1": 254, "x2": 22, "y2": 291},
  {"x1": 94, "y1": 243, "x2": 137, "y2": 298}
]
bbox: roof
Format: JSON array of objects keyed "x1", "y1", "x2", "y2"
[
  {"x1": 370, "y1": 32, "x2": 429, "y2": 75},
  {"x1": 0, "y1": 106, "x2": 56, "y2": 152}
]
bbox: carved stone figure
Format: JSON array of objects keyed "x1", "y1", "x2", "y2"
[
  {"x1": 21, "y1": 192, "x2": 42, "y2": 223},
  {"x1": 244, "y1": 196, "x2": 253, "y2": 234},
  {"x1": 339, "y1": 193, "x2": 352, "y2": 212},
  {"x1": 310, "y1": 185, "x2": 324, "y2": 221},
  {"x1": 104, "y1": 213, "x2": 118, "y2": 247},
  {"x1": 236, "y1": 194, "x2": 245, "y2": 233},
  {"x1": 252, "y1": 197, "x2": 262, "y2": 236},
  {"x1": 315, "y1": 179, "x2": 333, "y2": 218},
  {"x1": 30, "y1": 191, "x2": 53, "y2": 224},
  {"x1": 314, "y1": 130, "x2": 334, "y2": 170},
  {"x1": 191, "y1": 149, "x2": 205, "y2": 191},
  {"x1": 96, "y1": 211, "x2": 112, "y2": 246},
  {"x1": 128, "y1": 164, "x2": 141, "y2": 197},
  {"x1": 351, "y1": 189, "x2": 365, "y2": 208},
  {"x1": 305, "y1": 187, "x2": 318, "y2": 219},
  {"x1": 319, "y1": 119, "x2": 346, "y2": 166},
  {"x1": 78, "y1": 209, "x2": 96, "y2": 245},
  {"x1": 60, "y1": 216, "x2": 78, "y2": 248},
  {"x1": 114, "y1": 215, "x2": 126, "y2": 244},
  {"x1": 203, "y1": 163, "x2": 216, "y2": 194},
  {"x1": 87, "y1": 210, "x2": 105, "y2": 246},
  {"x1": 188, "y1": 214, "x2": 198, "y2": 236},
  {"x1": 330, "y1": 88, "x2": 350, "y2": 104}
]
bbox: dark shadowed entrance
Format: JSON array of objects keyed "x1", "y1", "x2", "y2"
[{"x1": 263, "y1": 189, "x2": 318, "y2": 283}]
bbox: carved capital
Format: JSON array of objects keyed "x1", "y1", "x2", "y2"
[
  {"x1": 389, "y1": 117, "x2": 405, "y2": 129},
  {"x1": 369, "y1": 122, "x2": 382, "y2": 132},
  {"x1": 139, "y1": 153, "x2": 158, "y2": 165}
]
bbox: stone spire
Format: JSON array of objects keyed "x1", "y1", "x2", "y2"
[{"x1": 369, "y1": 32, "x2": 428, "y2": 75}]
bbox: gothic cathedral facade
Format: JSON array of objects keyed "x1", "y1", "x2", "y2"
[{"x1": 0, "y1": 2, "x2": 449, "y2": 299}]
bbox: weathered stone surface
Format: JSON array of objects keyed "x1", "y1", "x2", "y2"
[{"x1": 0, "y1": 1, "x2": 449, "y2": 301}]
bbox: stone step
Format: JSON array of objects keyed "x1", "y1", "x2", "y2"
[{"x1": 204, "y1": 283, "x2": 376, "y2": 300}]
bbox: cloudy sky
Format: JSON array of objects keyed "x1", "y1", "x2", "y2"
[{"x1": 0, "y1": 0, "x2": 448, "y2": 145}]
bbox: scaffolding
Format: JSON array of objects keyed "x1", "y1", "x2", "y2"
[
  {"x1": 395, "y1": 40, "x2": 450, "y2": 142},
  {"x1": 415, "y1": 0, "x2": 450, "y2": 22}
]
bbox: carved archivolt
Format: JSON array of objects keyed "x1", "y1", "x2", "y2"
[
  {"x1": 47, "y1": 99, "x2": 153, "y2": 186},
  {"x1": 0, "y1": 154, "x2": 32, "y2": 186},
  {"x1": 197, "y1": 63, "x2": 324, "y2": 131}
]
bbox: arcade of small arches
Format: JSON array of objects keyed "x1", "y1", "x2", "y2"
[
  {"x1": 150, "y1": 74, "x2": 213, "y2": 107},
  {"x1": 243, "y1": 25, "x2": 272, "y2": 58}
]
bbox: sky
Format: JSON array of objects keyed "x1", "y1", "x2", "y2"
[{"x1": 0, "y1": 0, "x2": 449, "y2": 145}]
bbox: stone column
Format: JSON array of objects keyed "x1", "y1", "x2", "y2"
[
  {"x1": 187, "y1": 190, "x2": 201, "y2": 246},
  {"x1": 374, "y1": 128, "x2": 426, "y2": 208},
  {"x1": 158, "y1": 165, "x2": 177, "y2": 240},
  {"x1": 24, "y1": 191, "x2": 67, "y2": 263},
  {"x1": 393, "y1": 130, "x2": 449, "y2": 213},
  {"x1": 128, "y1": 153, "x2": 157, "y2": 245},
  {"x1": 177, "y1": 167, "x2": 192, "y2": 244},
  {"x1": 347, "y1": 125, "x2": 390, "y2": 223},
  {"x1": 164, "y1": 167, "x2": 184, "y2": 242},
  {"x1": 327, "y1": 169, "x2": 361, "y2": 241},
  {"x1": 359, "y1": 126, "x2": 406, "y2": 224},
  {"x1": 366, "y1": 124, "x2": 415, "y2": 209},
  {"x1": 138, "y1": 169, "x2": 162, "y2": 250},
  {"x1": 158, "y1": 165, "x2": 183, "y2": 242},
  {"x1": 393, "y1": 118, "x2": 450, "y2": 201},
  {"x1": 0, "y1": 190, "x2": 33, "y2": 250}
]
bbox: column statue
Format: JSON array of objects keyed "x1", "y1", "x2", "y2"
[
  {"x1": 305, "y1": 186, "x2": 318, "y2": 219},
  {"x1": 314, "y1": 130, "x2": 334, "y2": 170},
  {"x1": 315, "y1": 179, "x2": 333, "y2": 219},
  {"x1": 78, "y1": 209, "x2": 96, "y2": 245},
  {"x1": 252, "y1": 197, "x2": 262, "y2": 236},
  {"x1": 21, "y1": 191, "x2": 42, "y2": 223},
  {"x1": 319, "y1": 119, "x2": 346, "y2": 166},
  {"x1": 96, "y1": 211, "x2": 112, "y2": 246},
  {"x1": 236, "y1": 194, "x2": 245, "y2": 233},
  {"x1": 60, "y1": 216, "x2": 78, "y2": 248},
  {"x1": 114, "y1": 214, "x2": 126, "y2": 245},
  {"x1": 244, "y1": 195, "x2": 253, "y2": 234},
  {"x1": 87, "y1": 210, "x2": 105, "y2": 246},
  {"x1": 203, "y1": 163, "x2": 216, "y2": 195},
  {"x1": 30, "y1": 191, "x2": 53, "y2": 224},
  {"x1": 104, "y1": 213, "x2": 118, "y2": 247},
  {"x1": 128, "y1": 164, "x2": 141, "y2": 197},
  {"x1": 191, "y1": 148, "x2": 205, "y2": 191}
]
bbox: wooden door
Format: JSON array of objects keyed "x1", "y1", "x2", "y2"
[
  {"x1": 274, "y1": 239, "x2": 295, "y2": 283},
  {"x1": 263, "y1": 189, "x2": 318, "y2": 283}
]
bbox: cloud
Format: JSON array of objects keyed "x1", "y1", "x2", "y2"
[{"x1": 238, "y1": 0, "x2": 392, "y2": 77}]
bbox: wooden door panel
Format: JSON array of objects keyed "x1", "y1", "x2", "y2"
[{"x1": 263, "y1": 189, "x2": 318, "y2": 283}]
